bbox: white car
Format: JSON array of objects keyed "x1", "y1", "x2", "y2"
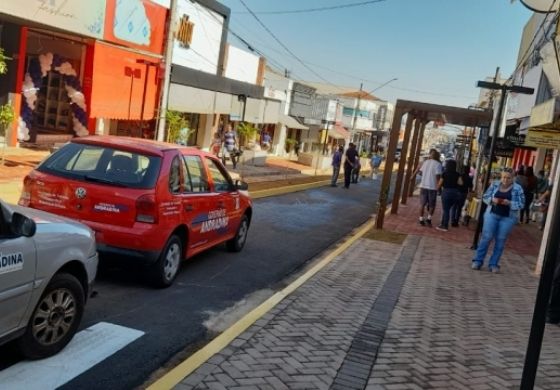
[{"x1": 0, "y1": 200, "x2": 98, "y2": 359}]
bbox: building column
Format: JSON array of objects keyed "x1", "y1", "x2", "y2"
[{"x1": 197, "y1": 114, "x2": 214, "y2": 151}]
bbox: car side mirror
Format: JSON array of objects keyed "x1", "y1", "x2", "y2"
[
  {"x1": 11, "y1": 212, "x2": 36, "y2": 237},
  {"x1": 235, "y1": 180, "x2": 249, "y2": 191}
]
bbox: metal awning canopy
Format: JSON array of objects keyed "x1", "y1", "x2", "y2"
[{"x1": 375, "y1": 99, "x2": 494, "y2": 229}]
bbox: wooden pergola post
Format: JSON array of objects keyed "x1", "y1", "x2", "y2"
[
  {"x1": 391, "y1": 112, "x2": 415, "y2": 214},
  {"x1": 409, "y1": 120, "x2": 427, "y2": 197},
  {"x1": 402, "y1": 115, "x2": 424, "y2": 204},
  {"x1": 376, "y1": 106, "x2": 405, "y2": 229}
]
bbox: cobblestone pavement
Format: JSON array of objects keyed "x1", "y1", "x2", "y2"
[{"x1": 171, "y1": 195, "x2": 560, "y2": 390}]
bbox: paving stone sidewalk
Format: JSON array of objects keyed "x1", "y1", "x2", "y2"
[{"x1": 174, "y1": 221, "x2": 560, "y2": 389}]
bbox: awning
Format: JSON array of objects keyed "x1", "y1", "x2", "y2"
[
  {"x1": 244, "y1": 97, "x2": 264, "y2": 123},
  {"x1": 328, "y1": 123, "x2": 349, "y2": 139},
  {"x1": 259, "y1": 100, "x2": 280, "y2": 124},
  {"x1": 168, "y1": 84, "x2": 215, "y2": 114},
  {"x1": 279, "y1": 114, "x2": 308, "y2": 130},
  {"x1": 214, "y1": 92, "x2": 233, "y2": 114},
  {"x1": 90, "y1": 42, "x2": 160, "y2": 120}
]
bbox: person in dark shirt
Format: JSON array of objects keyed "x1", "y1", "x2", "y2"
[
  {"x1": 343, "y1": 143, "x2": 359, "y2": 189},
  {"x1": 451, "y1": 168, "x2": 474, "y2": 226},
  {"x1": 436, "y1": 159, "x2": 462, "y2": 232}
]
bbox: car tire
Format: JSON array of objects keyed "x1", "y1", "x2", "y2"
[
  {"x1": 150, "y1": 234, "x2": 183, "y2": 288},
  {"x1": 17, "y1": 273, "x2": 85, "y2": 359},
  {"x1": 226, "y1": 214, "x2": 249, "y2": 252}
]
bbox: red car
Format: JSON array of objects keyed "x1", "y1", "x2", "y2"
[{"x1": 19, "y1": 136, "x2": 252, "y2": 287}]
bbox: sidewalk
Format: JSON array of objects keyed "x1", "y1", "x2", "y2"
[{"x1": 152, "y1": 196, "x2": 560, "y2": 390}]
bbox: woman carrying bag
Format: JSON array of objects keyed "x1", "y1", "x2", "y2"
[{"x1": 471, "y1": 168, "x2": 525, "y2": 273}]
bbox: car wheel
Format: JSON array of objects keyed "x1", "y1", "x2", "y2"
[
  {"x1": 226, "y1": 214, "x2": 249, "y2": 252},
  {"x1": 150, "y1": 234, "x2": 182, "y2": 288},
  {"x1": 18, "y1": 273, "x2": 85, "y2": 359}
]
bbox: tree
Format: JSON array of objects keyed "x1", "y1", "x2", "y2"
[
  {"x1": 165, "y1": 110, "x2": 190, "y2": 145},
  {"x1": 236, "y1": 122, "x2": 259, "y2": 146},
  {"x1": 0, "y1": 103, "x2": 15, "y2": 165},
  {"x1": 0, "y1": 46, "x2": 14, "y2": 164}
]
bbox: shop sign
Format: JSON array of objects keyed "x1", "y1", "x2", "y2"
[
  {"x1": 525, "y1": 129, "x2": 560, "y2": 149},
  {"x1": 504, "y1": 124, "x2": 526, "y2": 146},
  {"x1": 104, "y1": 0, "x2": 167, "y2": 55},
  {"x1": 0, "y1": 0, "x2": 106, "y2": 38},
  {"x1": 529, "y1": 97, "x2": 560, "y2": 128},
  {"x1": 264, "y1": 87, "x2": 286, "y2": 102},
  {"x1": 176, "y1": 15, "x2": 195, "y2": 48}
]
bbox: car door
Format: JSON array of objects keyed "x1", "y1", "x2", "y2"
[
  {"x1": 205, "y1": 156, "x2": 241, "y2": 242},
  {"x1": 180, "y1": 154, "x2": 215, "y2": 254},
  {"x1": 0, "y1": 222, "x2": 37, "y2": 337}
]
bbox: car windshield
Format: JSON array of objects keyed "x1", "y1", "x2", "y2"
[{"x1": 37, "y1": 142, "x2": 162, "y2": 189}]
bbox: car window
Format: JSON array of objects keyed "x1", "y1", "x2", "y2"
[
  {"x1": 169, "y1": 156, "x2": 181, "y2": 194},
  {"x1": 205, "y1": 158, "x2": 232, "y2": 192},
  {"x1": 37, "y1": 142, "x2": 161, "y2": 189},
  {"x1": 182, "y1": 155, "x2": 209, "y2": 193}
]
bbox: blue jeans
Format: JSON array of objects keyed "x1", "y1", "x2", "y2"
[
  {"x1": 331, "y1": 164, "x2": 340, "y2": 186},
  {"x1": 473, "y1": 209, "x2": 517, "y2": 269},
  {"x1": 440, "y1": 188, "x2": 459, "y2": 228},
  {"x1": 451, "y1": 192, "x2": 468, "y2": 225}
]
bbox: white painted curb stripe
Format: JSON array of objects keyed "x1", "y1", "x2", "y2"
[{"x1": 0, "y1": 322, "x2": 144, "y2": 389}]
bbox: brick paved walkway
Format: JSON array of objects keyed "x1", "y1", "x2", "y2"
[{"x1": 172, "y1": 194, "x2": 560, "y2": 390}]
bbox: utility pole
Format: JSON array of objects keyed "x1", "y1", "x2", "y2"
[
  {"x1": 470, "y1": 79, "x2": 534, "y2": 251},
  {"x1": 350, "y1": 82, "x2": 363, "y2": 145},
  {"x1": 156, "y1": 0, "x2": 177, "y2": 142}
]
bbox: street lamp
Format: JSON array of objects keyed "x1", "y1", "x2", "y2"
[{"x1": 351, "y1": 78, "x2": 397, "y2": 147}]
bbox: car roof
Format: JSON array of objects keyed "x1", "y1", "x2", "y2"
[{"x1": 71, "y1": 135, "x2": 202, "y2": 157}]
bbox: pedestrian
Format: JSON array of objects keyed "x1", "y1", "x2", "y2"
[
  {"x1": 370, "y1": 152, "x2": 383, "y2": 179},
  {"x1": 331, "y1": 145, "x2": 344, "y2": 187},
  {"x1": 210, "y1": 132, "x2": 222, "y2": 157},
  {"x1": 351, "y1": 157, "x2": 361, "y2": 183},
  {"x1": 471, "y1": 168, "x2": 525, "y2": 273},
  {"x1": 343, "y1": 143, "x2": 359, "y2": 189},
  {"x1": 537, "y1": 184, "x2": 553, "y2": 230},
  {"x1": 223, "y1": 124, "x2": 238, "y2": 169},
  {"x1": 451, "y1": 167, "x2": 473, "y2": 226},
  {"x1": 521, "y1": 166, "x2": 537, "y2": 223},
  {"x1": 261, "y1": 130, "x2": 272, "y2": 151},
  {"x1": 294, "y1": 140, "x2": 301, "y2": 157},
  {"x1": 416, "y1": 148, "x2": 443, "y2": 227},
  {"x1": 436, "y1": 159, "x2": 462, "y2": 232}
]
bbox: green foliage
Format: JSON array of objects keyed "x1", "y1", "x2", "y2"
[
  {"x1": 0, "y1": 48, "x2": 11, "y2": 75},
  {"x1": 236, "y1": 122, "x2": 259, "y2": 140},
  {"x1": 285, "y1": 137, "x2": 297, "y2": 146},
  {"x1": 165, "y1": 110, "x2": 190, "y2": 144},
  {"x1": 0, "y1": 103, "x2": 15, "y2": 137}
]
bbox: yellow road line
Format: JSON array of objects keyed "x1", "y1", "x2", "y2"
[{"x1": 147, "y1": 218, "x2": 376, "y2": 390}]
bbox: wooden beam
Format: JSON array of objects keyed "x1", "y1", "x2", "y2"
[{"x1": 391, "y1": 112, "x2": 415, "y2": 214}]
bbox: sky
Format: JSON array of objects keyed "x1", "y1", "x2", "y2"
[{"x1": 219, "y1": 0, "x2": 534, "y2": 108}]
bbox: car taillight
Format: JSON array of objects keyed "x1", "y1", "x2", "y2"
[
  {"x1": 18, "y1": 176, "x2": 32, "y2": 206},
  {"x1": 136, "y1": 194, "x2": 158, "y2": 223}
]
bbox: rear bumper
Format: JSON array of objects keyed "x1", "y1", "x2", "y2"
[{"x1": 97, "y1": 243, "x2": 160, "y2": 264}]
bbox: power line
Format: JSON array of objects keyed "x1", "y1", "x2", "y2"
[
  {"x1": 232, "y1": 0, "x2": 389, "y2": 15},
  {"x1": 508, "y1": 0, "x2": 558, "y2": 83},
  {"x1": 237, "y1": 0, "x2": 344, "y2": 89}
]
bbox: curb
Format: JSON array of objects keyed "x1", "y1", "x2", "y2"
[
  {"x1": 146, "y1": 217, "x2": 378, "y2": 390},
  {"x1": 250, "y1": 179, "x2": 331, "y2": 199}
]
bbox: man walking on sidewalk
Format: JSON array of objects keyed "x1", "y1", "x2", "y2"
[
  {"x1": 331, "y1": 145, "x2": 343, "y2": 187},
  {"x1": 416, "y1": 149, "x2": 442, "y2": 226},
  {"x1": 344, "y1": 143, "x2": 359, "y2": 189}
]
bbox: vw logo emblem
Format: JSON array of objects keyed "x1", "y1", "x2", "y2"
[{"x1": 75, "y1": 187, "x2": 87, "y2": 199}]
